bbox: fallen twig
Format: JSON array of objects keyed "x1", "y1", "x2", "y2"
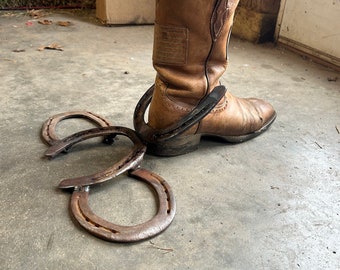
[
  {"x1": 1, "y1": 58, "x2": 17, "y2": 62},
  {"x1": 148, "y1": 241, "x2": 173, "y2": 253}
]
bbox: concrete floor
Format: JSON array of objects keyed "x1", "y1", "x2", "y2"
[{"x1": 1, "y1": 10, "x2": 339, "y2": 270}]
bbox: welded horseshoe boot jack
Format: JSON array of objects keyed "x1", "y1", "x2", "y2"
[
  {"x1": 134, "y1": 0, "x2": 276, "y2": 156},
  {"x1": 42, "y1": 112, "x2": 176, "y2": 242}
]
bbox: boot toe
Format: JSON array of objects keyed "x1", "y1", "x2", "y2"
[{"x1": 248, "y1": 98, "x2": 276, "y2": 127}]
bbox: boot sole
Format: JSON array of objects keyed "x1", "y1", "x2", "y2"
[{"x1": 146, "y1": 112, "x2": 277, "y2": 156}]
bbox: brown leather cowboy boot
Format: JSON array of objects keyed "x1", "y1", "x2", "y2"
[{"x1": 134, "y1": 0, "x2": 276, "y2": 156}]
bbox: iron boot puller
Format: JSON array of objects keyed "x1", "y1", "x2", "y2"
[
  {"x1": 42, "y1": 0, "x2": 276, "y2": 243},
  {"x1": 134, "y1": 0, "x2": 276, "y2": 156}
]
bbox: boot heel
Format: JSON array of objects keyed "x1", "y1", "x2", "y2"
[{"x1": 146, "y1": 135, "x2": 201, "y2": 156}]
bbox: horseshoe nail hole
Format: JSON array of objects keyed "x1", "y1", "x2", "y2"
[
  {"x1": 83, "y1": 217, "x2": 99, "y2": 228},
  {"x1": 96, "y1": 226, "x2": 119, "y2": 234}
]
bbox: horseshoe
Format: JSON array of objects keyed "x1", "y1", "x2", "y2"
[
  {"x1": 44, "y1": 126, "x2": 147, "y2": 189},
  {"x1": 70, "y1": 168, "x2": 176, "y2": 242},
  {"x1": 133, "y1": 84, "x2": 226, "y2": 143},
  {"x1": 41, "y1": 111, "x2": 114, "y2": 147}
]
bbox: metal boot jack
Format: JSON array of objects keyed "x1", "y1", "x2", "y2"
[{"x1": 134, "y1": 0, "x2": 276, "y2": 156}]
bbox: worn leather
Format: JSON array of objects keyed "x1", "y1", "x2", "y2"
[{"x1": 148, "y1": 0, "x2": 275, "y2": 137}]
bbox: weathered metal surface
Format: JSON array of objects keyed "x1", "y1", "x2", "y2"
[
  {"x1": 41, "y1": 111, "x2": 114, "y2": 147},
  {"x1": 133, "y1": 84, "x2": 226, "y2": 143},
  {"x1": 44, "y1": 126, "x2": 147, "y2": 188},
  {"x1": 42, "y1": 112, "x2": 176, "y2": 242},
  {"x1": 70, "y1": 168, "x2": 176, "y2": 242}
]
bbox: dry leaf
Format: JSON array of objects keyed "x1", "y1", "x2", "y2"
[
  {"x1": 27, "y1": 9, "x2": 46, "y2": 19},
  {"x1": 57, "y1": 21, "x2": 71, "y2": 27},
  {"x1": 38, "y1": 43, "x2": 63, "y2": 51},
  {"x1": 38, "y1": 19, "x2": 53, "y2": 25}
]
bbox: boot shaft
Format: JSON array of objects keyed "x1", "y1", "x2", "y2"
[
  {"x1": 134, "y1": 0, "x2": 276, "y2": 154},
  {"x1": 152, "y1": 0, "x2": 239, "y2": 104}
]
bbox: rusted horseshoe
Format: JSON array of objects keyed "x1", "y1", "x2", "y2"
[
  {"x1": 70, "y1": 168, "x2": 176, "y2": 242},
  {"x1": 41, "y1": 111, "x2": 114, "y2": 146},
  {"x1": 133, "y1": 84, "x2": 226, "y2": 143},
  {"x1": 42, "y1": 111, "x2": 177, "y2": 242},
  {"x1": 44, "y1": 126, "x2": 147, "y2": 189}
]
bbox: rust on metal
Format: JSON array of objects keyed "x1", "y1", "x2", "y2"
[
  {"x1": 133, "y1": 84, "x2": 226, "y2": 143},
  {"x1": 45, "y1": 126, "x2": 147, "y2": 189},
  {"x1": 70, "y1": 168, "x2": 176, "y2": 242},
  {"x1": 41, "y1": 111, "x2": 114, "y2": 146},
  {"x1": 41, "y1": 111, "x2": 176, "y2": 242}
]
